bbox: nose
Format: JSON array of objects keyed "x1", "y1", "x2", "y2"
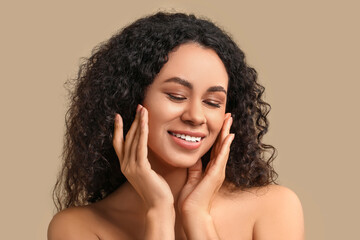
[{"x1": 180, "y1": 100, "x2": 206, "y2": 126}]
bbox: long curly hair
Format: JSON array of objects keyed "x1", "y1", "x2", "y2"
[{"x1": 53, "y1": 11, "x2": 278, "y2": 211}]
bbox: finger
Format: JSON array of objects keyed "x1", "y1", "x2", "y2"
[
  {"x1": 224, "y1": 114, "x2": 232, "y2": 137},
  {"x1": 195, "y1": 150, "x2": 229, "y2": 203},
  {"x1": 213, "y1": 114, "x2": 232, "y2": 155},
  {"x1": 203, "y1": 134, "x2": 234, "y2": 190},
  {"x1": 214, "y1": 133, "x2": 235, "y2": 170},
  {"x1": 220, "y1": 115, "x2": 232, "y2": 145},
  {"x1": 113, "y1": 113, "x2": 124, "y2": 161},
  {"x1": 186, "y1": 159, "x2": 203, "y2": 185},
  {"x1": 137, "y1": 107, "x2": 149, "y2": 165},
  {"x1": 130, "y1": 107, "x2": 142, "y2": 163},
  {"x1": 123, "y1": 105, "x2": 142, "y2": 162}
]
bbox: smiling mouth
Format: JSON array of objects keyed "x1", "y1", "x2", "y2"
[{"x1": 168, "y1": 131, "x2": 204, "y2": 143}]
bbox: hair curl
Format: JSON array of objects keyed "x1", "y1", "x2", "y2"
[{"x1": 53, "y1": 11, "x2": 278, "y2": 211}]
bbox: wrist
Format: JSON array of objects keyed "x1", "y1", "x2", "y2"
[
  {"x1": 144, "y1": 196, "x2": 174, "y2": 211},
  {"x1": 182, "y1": 211, "x2": 212, "y2": 228},
  {"x1": 144, "y1": 205, "x2": 175, "y2": 240},
  {"x1": 182, "y1": 212, "x2": 220, "y2": 240},
  {"x1": 146, "y1": 204, "x2": 176, "y2": 221}
]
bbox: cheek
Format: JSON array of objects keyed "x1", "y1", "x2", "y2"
[
  {"x1": 145, "y1": 107, "x2": 163, "y2": 144},
  {"x1": 207, "y1": 111, "x2": 226, "y2": 142},
  {"x1": 144, "y1": 96, "x2": 183, "y2": 143},
  {"x1": 145, "y1": 100, "x2": 180, "y2": 130}
]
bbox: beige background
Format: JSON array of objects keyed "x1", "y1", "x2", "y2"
[{"x1": 1, "y1": 0, "x2": 359, "y2": 239}]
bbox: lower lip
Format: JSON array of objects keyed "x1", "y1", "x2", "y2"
[{"x1": 169, "y1": 133, "x2": 203, "y2": 150}]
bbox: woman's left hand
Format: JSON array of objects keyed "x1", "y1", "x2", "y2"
[{"x1": 177, "y1": 113, "x2": 234, "y2": 239}]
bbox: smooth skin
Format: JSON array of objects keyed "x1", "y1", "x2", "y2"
[
  {"x1": 114, "y1": 104, "x2": 234, "y2": 239},
  {"x1": 48, "y1": 43, "x2": 304, "y2": 240}
]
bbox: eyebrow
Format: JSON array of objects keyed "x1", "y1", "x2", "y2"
[{"x1": 163, "y1": 77, "x2": 227, "y2": 94}]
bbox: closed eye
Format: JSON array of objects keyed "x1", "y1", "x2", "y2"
[
  {"x1": 167, "y1": 93, "x2": 222, "y2": 108},
  {"x1": 166, "y1": 93, "x2": 186, "y2": 101},
  {"x1": 204, "y1": 101, "x2": 221, "y2": 108}
]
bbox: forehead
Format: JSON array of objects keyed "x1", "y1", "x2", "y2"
[{"x1": 153, "y1": 43, "x2": 229, "y2": 89}]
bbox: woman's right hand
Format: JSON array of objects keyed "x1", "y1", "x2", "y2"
[{"x1": 113, "y1": 104, "x2": 174, "y2": 210}]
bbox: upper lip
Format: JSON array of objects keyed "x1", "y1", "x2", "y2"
[{"x1": 168, "y1": 130, "x2": 206, "y2": 138}]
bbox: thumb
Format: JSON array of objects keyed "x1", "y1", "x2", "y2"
[{"x1": 186, "y1": 159, "x2": 203, "y2": 185}]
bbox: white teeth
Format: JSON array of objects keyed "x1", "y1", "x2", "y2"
[{"x1": 171, "y1": 132, "x2": 201, "y2": 142}]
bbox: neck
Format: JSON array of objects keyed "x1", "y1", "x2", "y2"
[{"x1": 146, "y1": 149, "x2": 190, "y2": 238}]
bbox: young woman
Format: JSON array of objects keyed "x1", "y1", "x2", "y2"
[{"x1": 48, "y1": 12, "x2": 304, "y2": 240}]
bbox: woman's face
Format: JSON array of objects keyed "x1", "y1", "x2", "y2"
[{"x1": 143, "y1": 42, "x2": 229, "y2": 168}]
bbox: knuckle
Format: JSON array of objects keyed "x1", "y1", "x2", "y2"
[
  {"x1": 207, "y1": 169, "x2": 218, "y2": 179},
  {"x1": 137, "y1": 162, "x2": 149, "y2": 171},
  {"x1": 120, "y1": 165, "x2": 127, "y2": 174},
  {"x1": 122, "y1": 165, "x2": 134, "y2": 176},
  {"x1": 126, "y1": 168, "x2": 134, "y2": 176},
  {"x1": 209, "y1": 167, "x2": 224, "y2": 180}
]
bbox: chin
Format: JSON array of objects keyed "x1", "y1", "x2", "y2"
[
  {"x1": 166, "y1": 155, "x2": 200, "y2": 168},
  {"x1": 148, "y1": 147, "x2": 204, "y2": 169}
]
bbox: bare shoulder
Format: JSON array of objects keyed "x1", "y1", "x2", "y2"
[
  {"x1": 222, "y1": 183, "x2": 302, "y2": 204},
  {"x1": 47, "y1": 206, "x2": 100, "y2": 240},
  {"x1": 214, "y1": 184, "x2": 304, "y2": 239},
  {"x1": 249, "y1": 184, "x2": 303, "y2": 205},
  {"x1": 248, "y1": 184, "x2": 305, "y2": 240}
]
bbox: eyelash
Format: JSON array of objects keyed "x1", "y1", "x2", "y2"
[{"x1": 166, "y1": 94, "x2": 221, "y2": 108}]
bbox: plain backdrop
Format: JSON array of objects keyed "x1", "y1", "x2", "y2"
[{"x1": 0, "y1": 0, "x2": 359, "y2": 239}]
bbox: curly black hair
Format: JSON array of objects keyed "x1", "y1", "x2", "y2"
[{"x1": 53, "y1": 11, "x2": 278, "y2": 211}]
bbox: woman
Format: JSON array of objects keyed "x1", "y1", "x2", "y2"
[{"x1": 48, "y1": 12, "x2": 304, "y2": 239}]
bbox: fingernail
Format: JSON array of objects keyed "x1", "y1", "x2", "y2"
[{"x1": 115, "y1": 114, "x2": 119, "y2": 122}]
